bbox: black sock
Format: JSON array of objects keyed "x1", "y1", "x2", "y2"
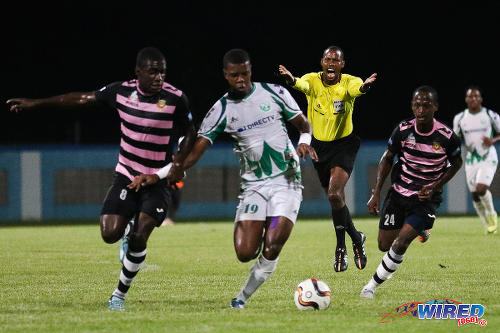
[
  {"x1": 333, "y1": 205, "x2": 361, "y2": 246},
  {"x1": 332, "y1": 207, "x2": 347, "y2": 248}
]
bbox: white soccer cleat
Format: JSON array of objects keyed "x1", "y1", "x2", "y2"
[{"x1": 360, "y1": 285, "x2": 376, "y2": 299}]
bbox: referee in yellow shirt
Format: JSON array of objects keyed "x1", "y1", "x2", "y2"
[{"x1": 279, "y1": 45, "x2": 377, "y2": 272}]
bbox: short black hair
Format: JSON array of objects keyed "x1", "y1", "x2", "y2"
[
  {"x1": 136, "y1": 47, "x2": 166, "y2": 68},
  {"x1": 413, "y1": 85, "x2": 439, "y2": 104},
  {"x1": 323, "y1": 45, "x2": 344, "y2": 60},
  {"x1": 465, "y1": 85, "x2": 483, "y2": 97},
  {"x1": 223, "y1": 49, "x2": 250, "y2": 68}
]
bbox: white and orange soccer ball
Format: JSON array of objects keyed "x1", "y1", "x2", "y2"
[{"x1": 294, "y1": 278, "x2": 331, "y2": 310}]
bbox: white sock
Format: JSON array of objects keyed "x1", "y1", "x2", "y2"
[
  {"x1": 236, "y1": 255, "x2": 278, "y2": 302},
  {"x1": 473, "y1": 200, "x2": 489, "y2": 228},
  {"x1": 480, "y1": 190, "x2": 497, "y2": 215}
]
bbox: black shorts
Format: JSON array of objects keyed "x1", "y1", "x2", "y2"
[
  {"x1": 312, "y1": 133, "x2": 361, "y2": 188},
  {"x1": 101, "y1": 172, "x2": 172, "y2": 226},
  {"x1": 379, "y1": 189, "x2": 441, "y2": 233}
]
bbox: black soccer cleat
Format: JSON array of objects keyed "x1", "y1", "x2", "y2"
[
  {"x1": 353, "y1": 232, "x2": 367, "y2": 270},
  {"x1": 334, "y1": 247, "x2": 348, "y2": 272}
]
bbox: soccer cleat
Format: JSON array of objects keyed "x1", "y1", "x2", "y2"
[
  {"x1": 487, "y1": 214, "x2": 498, "y2": 234},
  {"x1": 230, "y1": 298, "x2": 245, "y2": 309},
  {"x1": 418, "y1": 229, "x2": 431, "y2": 243},
  {"x1": 119, "y1": 218, "x2": 135, "y2": 263},
  {"x1": 360, "y1": 286, "x2": 375, "y2": 299},
  {"x1": 108, "y1": 295, "x2": 125, "y2": 311},
  {"x1": 353, "y1": 232, "x2": 367, "y2": 270},
  {"x1": 334, "y1": 247, "x2": 348, "y2": 272}
]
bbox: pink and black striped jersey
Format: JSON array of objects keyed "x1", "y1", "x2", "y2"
[
  {"x1": 95, "y1": 79, "x2": 191, "y2": 181},
  {"x1": 387, "y1": 118, "x2": 461, "y2": 198}
]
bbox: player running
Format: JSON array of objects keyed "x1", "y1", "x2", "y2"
[
  {"x1": 453, "y1": 86, "x2": 500, "y2": 234},
  {"x1": 128, "y1": 48, "x2": 317, "y2": 309},
  {"x1": 7, "y1": 47, "x2": 196, "y2": 310},
  {"x1": 360, "y1": 86, "x2": 462, "y2": 299}
]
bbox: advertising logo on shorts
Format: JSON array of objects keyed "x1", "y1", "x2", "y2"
[{"x1": 378, "y1": 299, "x2": 488, "y2": 327}]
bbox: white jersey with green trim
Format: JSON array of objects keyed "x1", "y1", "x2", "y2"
[
  {"x1": 199, "y1": 82, "x2": 303, "y2": 182},
  {"x1": 453, "y1": 107, "x2": 500, "y2": 163}
]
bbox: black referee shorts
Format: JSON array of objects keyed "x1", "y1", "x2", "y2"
[{"x1": 311, "y1": 133, "x2": 361, "y2": 188}]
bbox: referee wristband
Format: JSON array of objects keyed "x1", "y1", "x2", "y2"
[
  {"x1": 155, "y1": 162, "x2": 172, "y2": 180},
  {"x1": 298, "y1": 132, "x2": 312, "y2": 145}
]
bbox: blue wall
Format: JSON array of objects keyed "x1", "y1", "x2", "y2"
[{"x1": 0, "y1": 143, "x2": 485, "y2": 221}]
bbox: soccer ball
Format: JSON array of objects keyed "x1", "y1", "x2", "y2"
[{"x1": 294, "y1": 278, "x2": 331, "y2": 310}]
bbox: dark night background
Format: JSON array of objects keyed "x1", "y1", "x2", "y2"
[{"x1": 2, "y1": 1, "x2": 500, "y2": 145}]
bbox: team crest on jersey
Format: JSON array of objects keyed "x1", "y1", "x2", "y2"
[
  {"x1": 260, "y1": 103, "x2": 271, "y2": 112},
  {"x1": 432, "y1": 142, "x2": 441, "y2": 151},
  {"x1": 157, "y1": 99, "x2": 166, "y2": 109},
  {"x1": 129, "y1": 91, "x2": 139, "y2": 101}
]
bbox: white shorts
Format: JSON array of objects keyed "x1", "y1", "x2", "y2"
[
  {"x1": 234, "y1": 175, "x2": 303, "y2": 224},
  {"x1": 465, "y1": 154, "x2": 498, "y2": 192}
]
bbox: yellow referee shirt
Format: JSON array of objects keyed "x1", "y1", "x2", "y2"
[{"x1": 293, "y1": 72, "x2": 364, "y2": 141}]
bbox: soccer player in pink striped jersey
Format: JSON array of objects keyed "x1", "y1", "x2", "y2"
[
  {"x1": 7, "y1": 47, "x2": 197, "y2": 310},
  {"x1": 360, "y1": 86, "x2": 463, "y2": 299}
]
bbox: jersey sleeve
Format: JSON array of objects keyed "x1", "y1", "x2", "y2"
[
  {"x1": 446, "y1": 132, "x2": 462, "y2": 159},
  {"x1": 487, "y1": 109, "x2": 500, "y2": 135},
  {"x1": 94, "y1": 81, "x2": 122, "y2": 108},
  {"x1": 293, "y1": 73, "x2": 315, "y2": 95},
  {"x1": 452, "y1": 112, "x2": 463, "y2": 138},
  {"x1": 262, "y1": 83, "x2": 302, "y2": 121},
  {"x1": 173, "y1": 92, "x2": 193, "y2": 134},
  {"x1": 197, "y1": 98, "x2": 227, "y2": 144},
  {"x1": 387, "y1": 125, "x2": 402, "y2": 154},
  {"x1": 347, "y1": 76, "x2": 364, "y2": 98}
]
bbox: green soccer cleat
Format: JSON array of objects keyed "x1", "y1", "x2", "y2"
[
  {"x1": 108, "y1": 295, "x2": 125, "y2": 311},
  {"x1": 230, "y1": 298, "x2": 245, "y2": 309},
  {"x1": 487, "y1": 214, "x2": 498, "y2": 234}
]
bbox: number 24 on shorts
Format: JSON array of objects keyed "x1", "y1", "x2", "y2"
[{"x1": 384, "y1": 214, "x2": 395, "y2": 226}]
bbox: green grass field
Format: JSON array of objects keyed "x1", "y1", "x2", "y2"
[{"x1": 0, "y1": 216, "x2": 498, "y2": 332}]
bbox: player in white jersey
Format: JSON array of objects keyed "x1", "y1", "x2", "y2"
[
  {"x1": 127, "y1": 49, "x2": 317, "y2": 308},
  {"x1": 453, "y1": 86, "x2": 500, "y2": 234}
]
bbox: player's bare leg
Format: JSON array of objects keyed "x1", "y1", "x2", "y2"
[
  {"x1": 474, "y1": 184, "x2": 498, "y2": 234},
  {"x1": 109, "y1": 212, "x2": 156, "y2": 310},
  {"x1": 231, "y1": 217, "x2": 293, "y2": 308},
  {"x1": 361, "y1": 224, "x2": 417, "y2": 299},
  {"x1": 327, "y1": 167, "x2": 365, "y2": 271}
]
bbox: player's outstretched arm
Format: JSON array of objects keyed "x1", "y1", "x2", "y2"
[
  {"x1": 278, "y1": 65, "x2": 295, "y2": 86},
  {"x1": 359, "y1": 73, "x2": 377, "y2": 93},
  {"x1": 289, "y1": 114, "x2": 318, "y2": 162},
  {"x1": 367, "y1": 149, "x2": 394, "y2": 215},
  {"x1": 6, "y1": 92, "x2": 97, "y2": 112}
]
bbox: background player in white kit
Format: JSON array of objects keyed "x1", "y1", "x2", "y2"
[
  {"x1": 128, "y1": 49, "x2": 318, "y2": 308},
  {"x1": 453, "y1": 86, "x2": 500, "y2": 234}
]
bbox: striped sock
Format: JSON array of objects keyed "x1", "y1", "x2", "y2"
[
  {"x1": 112, "y1": 248, "x2": 147, "y2": 299},
  {"x1": 370, "y1": 247, "x2": 404, "y2": 288}
]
